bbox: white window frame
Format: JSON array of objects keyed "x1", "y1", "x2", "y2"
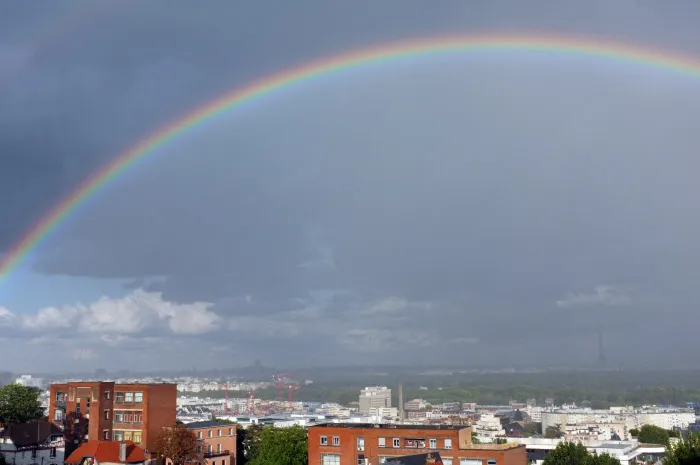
[
  {"x1": 429, "y1": 438, "x2": 437, "y2": 448},
  {"x1": 357, "y1": 437, "x2": 365, "y2": 451},
  {"x1": 320, "y1": 453, "x2": 341, "y2": 465},
  {"x1": 332, "y1": 436, "x2": 340, "y2": 446},
  {"x1": 134, "y1": 392, "x2": 143, "y2": 403},
  {"x1": 444, "y1": 438, "x2": 452, "y2": 449},
  {"x1": 393, "y1": 438, "x2": 400, "y2": 448},
  {"x1": 320, "y1": 435, "x2": 328, "y2": 445},
  {"x1": 378, "y1": 437, "x2": 386, "y2": 448},
  {"x1": 124, "y1": 392, "x2": 134, "y2": 402}
]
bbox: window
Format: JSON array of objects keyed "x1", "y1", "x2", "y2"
[
  {"x1": 357, "y1": 455, "x2": 365, "y2": 465},
  {"x1": 104, "y1": 410, "x2": 110, "y2": 420},
  {"x1": 55, "y1": 392, "x2": 65, "y2": 402},
  {"x1": 208, "y1": 445, "x2": 213, "y2": 454},
  {"x1": 487, "y1": 461, "x2": 497, "y2": 465},
  {"x1": 217, "y1": 444, "x2": 222, "y2": 453},
  {"x1": 429, "y1": 439, "x2": 437, "y2": 448},
  {"x1": 442, "y1": 459, "x2": 452, "y2": 465},
  {"x1": 393, "y1": 438, "x2": 400, "y2": 448},
  {"x1": 218, "y1": 429, "x2": 222, "y2": 437},
  {"x1": 222, "y1": 461, "x2": 226, "y2": 465},
  {"x1": 459, "y1": 460, "x2": 481, "y2": 465},
  {"x1": 444, "y1": 439, "x2": 452, "y2": 449},
  {"x1": 104, "y1": 391, "x2": 111, "y2": 400},
  {"x1": 357, "y1": 437, "x2": 365, "y2": 451},
  {"x1": 198, "y1": 432, "x2": 203, "y2": 440},
  {"x1": 124, "y1": 392, "x2": 134, "y2": 402},
  {"x1": 115, "y1": 412, "x2": 123, "y2": 422},
  {"x1": 320, "y1": 436, "x2": 328, "y2": 445},
  {"x1": 228, "y1": 428, "x2": 233, "y2": 435},
  {"x1": 208, "y1": 430, "x2": 213, "y2": 438},
  {"x1": 378, "y1": 437, "x2": 386, "y2": 448},
  {"x1": 103, "y1": 430, "x2": 110, "y2": 440},
  {"x1": 124, "y1": 431, "x2": 133, "y2": 441},
  {"x1": 133, "y1": 431, "x2": 142, "y2": 444},
  {"x1": 197, "y1": 446, "x2": 202, "y2": 454},
  {"x1": 114, "y1": 431, "x2": 124, "y2": 441},
  {"x1": 332, "y1": 436, "x2": 340, "y2": 446},
  {"x1": 134, "y1": 392, "x2": 143, "y2": 403},
  {"x1": 115, "y1": 392, "x2": 124, "y2": 403},
  {"x1": 54, "y1": 410, "x2": 63, "y2": 421},
  {"x1": 320, "y1": 454, "x2": 341, "y2": 465}
]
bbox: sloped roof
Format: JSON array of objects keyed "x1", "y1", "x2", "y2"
[
  {"x1": 0, "y1": 422, "x2": 62, "y2": 447},
  {"x1": 65, "y1": 441, "x2": 146, "y2": 464}
]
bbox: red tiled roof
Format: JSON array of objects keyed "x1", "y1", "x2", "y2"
[{"x1": 65, "y1": 440, "x2": 146, "y2": 464}]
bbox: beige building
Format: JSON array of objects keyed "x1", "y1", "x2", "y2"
[{"x1": 358, "y1": 386, "x2": 391, "y2": 414}]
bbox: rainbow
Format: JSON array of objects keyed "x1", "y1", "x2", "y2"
[{"x1": 2, "y1": 33, "x2": 700, "y2": 288}]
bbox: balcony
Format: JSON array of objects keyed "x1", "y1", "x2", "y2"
[
  {"x1": 404, "y1": 439, "x2": 426, "y2": 449},
  {"x1": 203, "y1": 450, "x2": 230, "y2": 458}
]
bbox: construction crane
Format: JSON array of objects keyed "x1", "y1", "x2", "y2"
[
  {"x1": 273, "y1": 373, "x2": 296, "y2": 404},
  {"x1": 287, "y1": 384, "x2": 300, "y2": 411},
  {"x1": 224, "y1": 382, "x2": 230, "y2": 416},
  {"x1": 246, "y1": 389, "x2": 256, "y2": 415}
]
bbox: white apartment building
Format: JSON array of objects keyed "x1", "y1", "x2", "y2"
[
  {"x1": 511, "y1": 437, "x2": 665, "y2": 465},
  {"x1": 474, "y1": 413, "x2": 506, "y2": 441},
  {"x1": 541, "y1": 406, "x2": 695, "y2": 440},
  {"x1": 369, "y1": 407, "x2": 398, "y2": 418},
  {"x1": 359, "y1": 386, "x2": 392, "y2": 414}
]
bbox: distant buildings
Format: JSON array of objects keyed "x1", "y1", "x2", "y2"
[{"x1": 359, "y1": 387, "x2": 391, "y2": 415}]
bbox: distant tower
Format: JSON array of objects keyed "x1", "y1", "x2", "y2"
[
  {"x1": 398, "y1": 383, "x2": 404, "y2": 422},
  {"x1": 597, "y1": 328, "x2": 608, "y2": 367}
]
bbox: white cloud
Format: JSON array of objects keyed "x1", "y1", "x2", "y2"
[
  {"x1": 13, "y1": 289, "x2": 220, "y2": 335},
  {"x1": 0, "y1": 307, "x2": 15, "y2": 327},
  {"x1": 71, "y1": 348, "x2": 97, "y2": 361},
  {"x1": 556, "y1": 285, "x2": 632, "y2": 309}
]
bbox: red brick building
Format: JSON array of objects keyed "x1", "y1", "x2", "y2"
[
  {"x1": 164, "y1": 421, "x2": 237, "y2": 465},
  {"x1": 48, "y1": 382, "x2": 177, "y2": 454},
  {"x1": 307, "y1": 424, "x2": 527, "y2": 465}
]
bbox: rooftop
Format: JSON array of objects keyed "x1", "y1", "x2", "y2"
[
  {"x1": 309, "y1": 423, "x2": 467, "y2": 431},
  {"x1": 65, "y1": 440, "x2": 146, "y2": 464},
  {"x1": 186, "y1": 421, "x2": 236, "y2": 430}
]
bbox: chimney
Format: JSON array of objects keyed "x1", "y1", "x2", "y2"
[
  {"x1": 398, "y1": 383, "x2": 404, "y2": 422},
  {"x1": 119, "y1": 441, "x2": 127, "y2": 462}
]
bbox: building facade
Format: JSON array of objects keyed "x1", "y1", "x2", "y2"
[
  {"x1": 0, "y1": 422, "x2": 65, "y2": 465},
  {"x1": 172, "y1": 421, "x2": 236, "y2": 465},
  {"x1": 48, "y1": 382, "x2": 177, "y2": 454},
  {"x1": 307, "y1": 424, "x2": 526, "y2": 465},
  {"x1": 359, "y1": 387, "x2": 392, "y2": 415}
]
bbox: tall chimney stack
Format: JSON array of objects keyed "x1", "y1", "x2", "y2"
[
  {"x1": 119, "y1": 441, "x2": 127, "y2": 462},
  {"x1": 398, "y1": 383, "x2": 404, "y2": 422}
]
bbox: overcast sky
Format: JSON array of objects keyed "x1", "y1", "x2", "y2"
[{"x1": 2, "y1": 0, "x2": 700, "y2": 373}]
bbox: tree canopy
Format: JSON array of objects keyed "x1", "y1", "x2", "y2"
[
  {"x1": 544, "y1": 424, "x2": 564, "y2": 439},
  {"x1": 542, "y1": 441, "x2": 621, "y2": 465},
  {"x1": 154, "y1": 424, "x2": 201, "y2": 465},
  {"x1": 245, "y1": 426, "x2": 307, "y2": 465},
  {"x1": 0, "y1": 384, "x2": 43, "y2": 426},
  {"x1": 665, "y1": 432, "x2": 700, "y2": 465},
  {"x1": 637, "y1": 424, "x2": 670, "y2": 446}
]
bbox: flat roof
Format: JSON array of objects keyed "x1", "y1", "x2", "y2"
[
  {"x1": 596, "y1": 443, "x2": 629, "y2": 450},
  {"x1": 186, "y1": 421, "x2": 235, "y2": 430},
  {"x1": 309, "y1": 423, "x2": 467, "y2": 431}
]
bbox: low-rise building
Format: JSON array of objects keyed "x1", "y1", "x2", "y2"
[
  {"x1": 0, "y1": 422, "x2": 65, "y2": 465},
  {"x1": 64, "y1": 440, "x2": 147, "y2": 465},
  {"x1": 307, "y1": 423, "x2": 526, "y2": 465},
  {"x1": 509, "y1": 437, "x2": 665, "y2": 465},
  {"x1": 180, "y1": 421, "x2": 236, "y2": 465}
]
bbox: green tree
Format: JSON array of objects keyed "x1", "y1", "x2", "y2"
[
  {"x1": 544, "y1": 424, "x2": 564, "y2": 439},
  {"x1": 637, "y1": 424, "x2": 670, "y2": 446},
  {"x1": 588, "y1": 452, "x2": 622, "y2": 465},
  {"x1": 0, "y1": 384, "x2": 43, "y2": 426},
  {"x1": 543, "y1": 442, "x2": 621, "y2": 465},
  {"x1": 543, "y1": 441, "x2": 590, "y2": 465},
  {"x1": 240, "y1": 423, "x2": 265, "y2": 463},
  {"x1": 629, "y1": 428, "x2": 640, "y2": 438},
  {"x1": 665, "y1": 432, "x2": 700, "y2": 465},
  {"x1": 247, "y1": 426, "x2": 307, "y2": 465},
  {"x1": 154, "y1": 424, "x2": 201, "y2": 465}
]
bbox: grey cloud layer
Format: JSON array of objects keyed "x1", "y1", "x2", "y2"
[{"x1": 3, "y1": 0, "x2": 700, "y2": 369}]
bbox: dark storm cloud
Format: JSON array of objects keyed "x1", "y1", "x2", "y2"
[{"x1": 4, "y1": 0, "x2": 700, "y2": 368}]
